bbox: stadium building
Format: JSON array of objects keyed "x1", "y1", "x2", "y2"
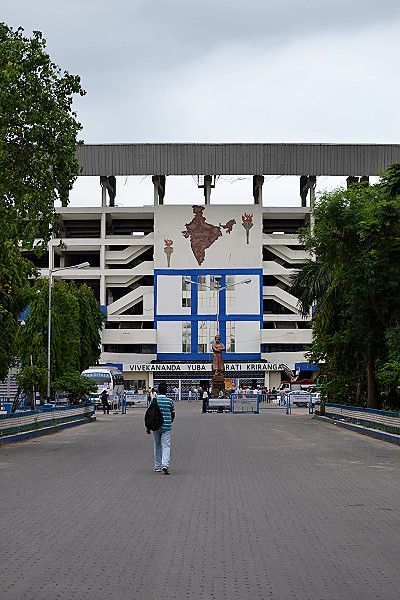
[{"x1": 33, "y1": 143, "x2": 400, "y2": 393}]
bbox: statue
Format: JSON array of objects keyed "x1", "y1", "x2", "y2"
[{"x1": 212, "y1": 334, "x2": 225, "y2": 376}]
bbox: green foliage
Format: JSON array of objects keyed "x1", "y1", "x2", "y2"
[
  {"x1": 15, "y1": 365, "x2": 47, "y2": 410},
  {"x1": 0, "y1": 239, "x2": 35, "y2": 379},
  {"x1": 290, "y1": 164, "x2": 400, "y2": 408},
  {"x1": 73, "y1": 283, "x2": 103, "y2": 371},
  {"x1": 53, "y1": 371, "x2": 97, "y2": 404},
  {"x1": 0, "y1": 23, "x2": 85, "y2": 380},
  {"x1": 18, "y1": 278, "x2": 103, "y2": 392},
  {"x1": 0, "y1": 23, "x2": 85, "y2": 249}
]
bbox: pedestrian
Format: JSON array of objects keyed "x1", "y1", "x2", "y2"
[
  {"x1": 202, "y1": 386, "x2": 209, "y2": 413},
  {"x1": 188, "y1": 389, "x2": 192, "y2": 403},
  {"x1": 101, "y1": 389, "x2": 110, "y2": 414},
  {"x1": 194, "y1": 387, "x2": 198, "y2": 401},
  {"x1": 150, "y1": 387, "x2": 157, "y2": 401},
  {"x1": 145, "y1": 382, "x2": 175, "y2": 475}
]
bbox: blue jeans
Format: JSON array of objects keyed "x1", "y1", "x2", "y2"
[{"x1": 153, "y1": 429, "x2": 171, "y2": 469}]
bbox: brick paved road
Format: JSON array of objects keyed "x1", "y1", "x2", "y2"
[{"x1": 0, "y1": 404, "x2": 399, "y2": 600}]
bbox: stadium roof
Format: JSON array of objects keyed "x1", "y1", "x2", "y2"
[{"x1": 77, "y1": 143, "x2": 400, "y2": 177}]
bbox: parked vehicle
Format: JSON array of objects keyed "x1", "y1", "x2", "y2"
[
  {"x1": 81, "y1": 367, "x2": 124, "y2": 408},
  {"x1": 278, "y1": 379, "x2": 315, "y2": 393}
]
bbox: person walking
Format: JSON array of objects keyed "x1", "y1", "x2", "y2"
[
  {"x1": 101, "y1": 389, "x2": 110, "y2": 414},
  {"x1": 145, "y1": 382, "x2": 175, "y2": 475}
]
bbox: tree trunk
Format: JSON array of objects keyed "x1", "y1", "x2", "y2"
[
  {"x1": 366, "y1": 356, "x2": 379, "y2": 408},
  {"x1": 355, "y1": 381, "x2": 361, "y2": 404}
]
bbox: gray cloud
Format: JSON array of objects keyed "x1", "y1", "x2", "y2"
[
  {"x1": 4, "y1": 1, "x2": 400, "y2": 74},
  {"x1": 2, "y1": 1, "x2": 400, "y2": 147}
]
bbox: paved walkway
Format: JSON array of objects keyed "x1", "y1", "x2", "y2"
[{"x1": 0, "y1": 403, "x2": 399, "y2": 599}]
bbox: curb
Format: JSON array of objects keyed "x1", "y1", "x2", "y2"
[
  {"x1": 0, "y1": 416, "x2": 96, "y2": 447},
  {"x1": 313, "y1": 415, "x2": 400, "y2": 446}
]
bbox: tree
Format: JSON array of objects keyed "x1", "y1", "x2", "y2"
[
  {"x1": 0, "y1": 23, "x2": 85, "y2": 379},
  {"x1": 53, "y1": 372, "x2": 97, "y2": 405},
  {"x1": 0, "y1": 23, "x2": 85, "y2": 248},
  {"x1": 0, "y1": 240, "x2": 34, "y2": 379},
  {"x1": 17, "y1": 278, "x2": 103, "y2": 400},
  {"x1": 290, "y1": 164, "x2": 400, "y2": 408},
  {"x1": 15, "y1": 365, "x2": 47, "y2": 411},
  {"x1": 73, "y1": 283, "x2": 103, "y2": 371}
]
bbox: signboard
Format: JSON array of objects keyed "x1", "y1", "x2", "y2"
[
  {"x1": 208, "y1": 399, "x2": 231, "y2": 408},
  {"x1": 224, "y1": 378, "x2": 236, "y2": 390},
  {"x1": 289, "y1": 392, "x2": 311, "y2": 406},
  {"x1": 124, "y1": 362, "x2": 285, "y2": 373},
  {"x1": 125, "y1": 393, "x2": 147, "y2": 404},
  {"x1": 232, "y1": 394, "x2": 259, "y2": 413}
]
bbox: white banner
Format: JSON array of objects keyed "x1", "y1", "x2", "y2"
[{"x1": 123, "y1": 362, "x2": 285, "y2": 373}]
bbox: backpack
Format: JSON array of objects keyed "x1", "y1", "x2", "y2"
[{"x1": 144, "y1": 398, "x2": 164, "y2": 431}]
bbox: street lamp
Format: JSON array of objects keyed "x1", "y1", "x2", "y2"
[
  {"x1": 184, "y1": 276, "x2": 251, "y2": 333},
  {"x1": 47, "y1": 262, "x2": 90, "y2": 403}
]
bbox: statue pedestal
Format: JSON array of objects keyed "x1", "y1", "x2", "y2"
[{"x1": 212, "y1": 375, "x2": 225, "y2": 398}]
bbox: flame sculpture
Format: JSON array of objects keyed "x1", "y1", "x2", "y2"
[
  {"x1": 242, "y1": 213, "x2": 253, "y2": 244},
  {"x1": 164, "y1": 239, "x2": 174, "y2": 267}
]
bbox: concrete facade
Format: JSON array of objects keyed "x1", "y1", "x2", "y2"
[
  {"x1": 35, "y1": 142, "x2": 399, "y2": 390},
  {"x1": 44, "y1": 200, "x2": 311, "y2": 390}
]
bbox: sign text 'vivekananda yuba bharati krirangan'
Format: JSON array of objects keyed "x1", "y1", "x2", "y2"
[{"x1": 124, "y1": 363, "x2": 285, "y2": 372}]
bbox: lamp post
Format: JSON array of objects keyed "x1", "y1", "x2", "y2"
[{"x1": 47, "y1": 262, "x2": 90, "y2": 403}]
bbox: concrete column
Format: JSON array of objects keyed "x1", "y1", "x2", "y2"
[
  {"x1": 100, "y1": 176, "x2": 116, "y2": 206},
  {"x1": 100, "y1": 275, "x2": 106, "y2": 310},
  {"x1": 153, "y1": 176, "x2": 159, "y2": 205},
  {"x1": 204, "y1": 175, "x2": 212, "y2": 205},
  {"x1": 300, "y1": 176, "x2": 316, "y2": 208},
  {"x1": 253, "y1": 175, "x2": 264, "y2": 205},
  {"x1": 309, "y1": 177, "x2": 317, "y2": 235},
  {"x1": 152, "y1": 176, "x2": 166, "y2": 205},
  {"x1": 346, "y1": 176, "x2": 359, "y2": 188},
  {"x1": 264, "y1": 372, "x2": 270, "y2": 390},
  {"x1": 300, "y1": 176, "x2": 308, "y2": 207},
  {"x1": 101, "y1": 180, "x2": 107, "y2": 207},
  {"x1": 100, "y1": 209, "x2": 106, "y2": 308}
]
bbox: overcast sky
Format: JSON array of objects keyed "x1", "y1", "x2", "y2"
[{"x1": 3, "y1": 1, "x2": 400, "y2": 206}]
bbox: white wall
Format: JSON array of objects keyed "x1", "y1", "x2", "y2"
[
  {"x1": 102, "y1": 329, "x2": 156, "y2": 344},
  {"x1": 157, "y1": 275, "x2": 190, "y2": 316},
  {"x1": 226, "y1": 275, "x2": 260, "y2": 315},
  {"x1": 157, "y1": 321, "x2": 185, "y2": 354},
  {"x1": 234, "y1": 321, "x2": 260, "y2": 353},
  {"x1": 261, "y1": 352, "x2": 309, "y2": 371},
  {"x1": 155, "y1": 205, "x2": 262, "y2": 270}
]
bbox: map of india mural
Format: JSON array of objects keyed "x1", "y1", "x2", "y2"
[{"x1": 182, "y1": 205, "x2": 236, "y2": 265}]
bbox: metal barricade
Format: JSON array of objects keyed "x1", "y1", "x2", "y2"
[
  {"x1": 258, "y1": 393, "x2": 286, "y2": 409},
  {"x1": 231, "y1": 393, "x2": 259, "y2": 414}
]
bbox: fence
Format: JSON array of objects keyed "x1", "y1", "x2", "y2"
[
  {"x1": 316, "y1": 403, "x2": 400, "y2": 435},
  {"x1": 0, "y1": 404, "x2": 95, "y2": 442},
  {"x1": 231, "y1": 393, "x2": 259, "y2": 414},
  {"x1": 258, "y1": 393, "x2": 285, "y2": 408}
]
